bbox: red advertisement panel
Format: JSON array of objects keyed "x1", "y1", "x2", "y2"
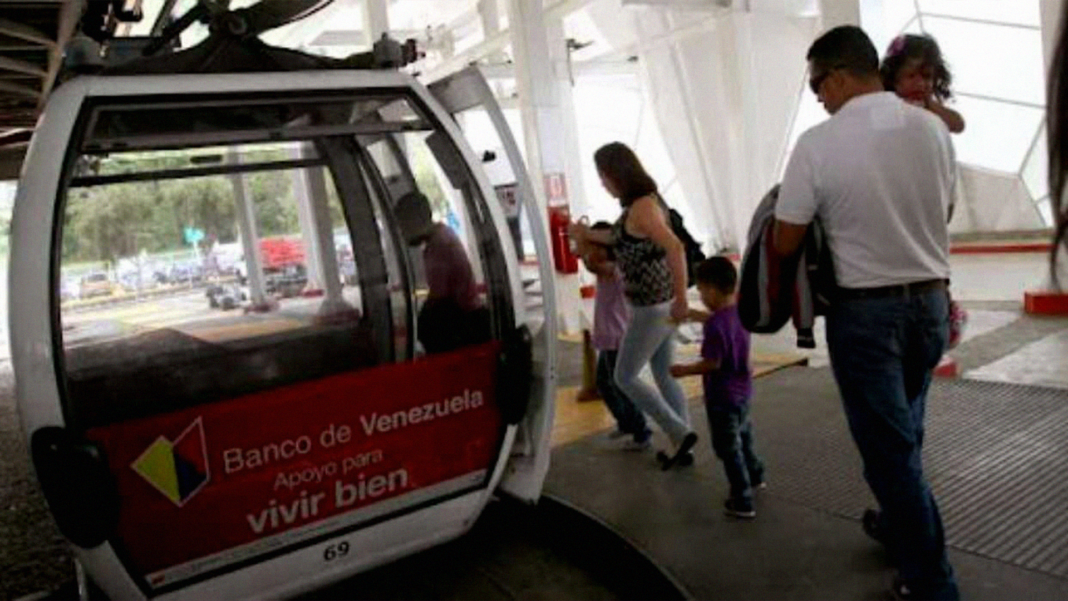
[{"x1": 86, "y1": 342, "x2": 502, "y2": 588}]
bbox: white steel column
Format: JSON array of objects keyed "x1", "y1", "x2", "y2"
[
  {"x1": 291, "y1": 147, "x2": 325, "y2": 293},
  {"x1": 479, "y1": 0, "x2": 509, "y2": 100},
  {"x1": 302, "y1": 151, "x2": 352, "y2": 317},
  {"x1": 227, "y1": 149, "x2": 268, "y2": 309},
  {"x1": 507, "y1": 0, "x2": 585, "y2": 334},
  {"x1": 363, "y1": 0, "x2": 390, "y2": 44},
  {"x1": 549, "y1": 21, "x2": 589, "y2": 221},
  {"x1": 818, "y1": 0, "x2": 860, "y2": 28},
  {"x1": 479, "y1": 0, "x2": 501, "y2": 40}
]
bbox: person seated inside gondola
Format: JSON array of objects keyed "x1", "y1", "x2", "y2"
[{"x1": 394, "y1": 191, "x2": 490, "y2": 353}]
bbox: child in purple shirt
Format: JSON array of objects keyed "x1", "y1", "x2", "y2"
[
  {"x1": 672, "y1": 257, "x2": 765, "y2": 518},
  {"x1": 584, "y1": 222, "x2": 651, "y2": 450}
]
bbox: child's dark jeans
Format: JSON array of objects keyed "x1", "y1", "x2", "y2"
[
  {"x1": 707, "y1": 402, "x2": 764, "y2": 503},
  {"x1": 596, "y1": 350, "x2": 650, "y2": 442}
]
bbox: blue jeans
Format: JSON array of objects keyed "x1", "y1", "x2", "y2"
[
  {"x1": 827, "y1": 288, "x2": 959, "y2": 600},
  {"x1": 614, "y1": 301, "x2": 692, "y2": 443},
  {"x1": 708, "y1": 403, "x2": 764, "y2": 503},
  {"x1": 597, "y1": 350, "x2": 650, "y2": 442}
]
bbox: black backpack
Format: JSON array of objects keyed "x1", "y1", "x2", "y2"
[{"x1": 667, "y1": 208, "x2": 706, "y2": 288}]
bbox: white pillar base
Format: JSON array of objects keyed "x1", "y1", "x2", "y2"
[
  {"x1": 555, "y1": 273, "x2": 583, "y2": 335},
  {"x1": 315, "y1": 296, "x2": 361, "y2": 324}
]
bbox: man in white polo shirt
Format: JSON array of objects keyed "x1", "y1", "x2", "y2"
[{"x1": 774, "y1": 26, "x2": 959, "y2": 601}]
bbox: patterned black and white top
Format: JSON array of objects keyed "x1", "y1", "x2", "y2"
[{"x1": 613, "y1": 199, "x2": 674, "y2": 306}]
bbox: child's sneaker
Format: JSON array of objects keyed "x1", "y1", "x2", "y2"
[
  {"x1": 863, "y1": 508, "x2": 885, "y2": 544},
  {"x1": 723, "y1": 498, "x2": 756, "y2": 519}
]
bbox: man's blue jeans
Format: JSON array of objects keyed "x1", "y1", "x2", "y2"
[{"x1": 826, "y1": 288, "x2": 959, "y2": 600}]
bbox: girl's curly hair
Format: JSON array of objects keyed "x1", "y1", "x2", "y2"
[{"x1": 880, "y1": 34, "x2": 953, "y2": 101}]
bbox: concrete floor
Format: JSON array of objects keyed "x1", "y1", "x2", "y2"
[
  {"x1": 747, "y1": 252, "x2": 1068, "y2": 389},
  {"x1": 948, "y1": 254, "x2": 1050, "y2": 303},
  {"x1": 967, "y1": 328, "x2": 1068, "y2": 389},
  {"x1": 546, "y1": 367, "x2": 1068, "y2": 601}
]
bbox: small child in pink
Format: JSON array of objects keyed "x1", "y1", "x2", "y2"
[
  {"x1": 881, "y1": 34, "x2": 965, "y2": 133},
  {"x1": 583, "y1": 222, "x2": 651, "y2": 450},
  {"x1": 881, "y1": 34, "x2": 968, "y2": 348}
]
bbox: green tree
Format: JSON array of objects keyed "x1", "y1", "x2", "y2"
[
  {"x1": 250, "y1": 169, "x2": 300, "y2": 237},
  {"x1": 160, "y1": 176, "x2": 237, "y2": 247},
  {"x1": 64, "y1": 183, "x2": 155, "y2": 263},
  {"x1": 60, "y1": 149, "x2": 349, "y2": 264}
]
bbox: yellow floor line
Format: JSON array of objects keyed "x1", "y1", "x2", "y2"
[
  {"x1": 558, "y1": 332, "x2": 584, "y2": 344},
  {"x1": 550, "y1": 353, "x2": 808, "y2": 447}
]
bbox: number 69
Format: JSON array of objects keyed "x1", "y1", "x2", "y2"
[{"x1": 323, "y1": 541, "x2": 350, "y2": 561}]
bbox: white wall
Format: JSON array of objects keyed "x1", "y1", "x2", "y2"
[{"x1": 577, "y1": 1, "x2": 818, "y2": 251}]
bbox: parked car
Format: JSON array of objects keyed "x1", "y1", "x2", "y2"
[
  {"x1": 206, "y1": 283, "x2": 248, "y2": 310},
  {"x1": 265, "y1": 263, "x2": 307, "y2": 298},
  {"x1": 79, "y1": 272, "x2": 114, "y2": 299},
  {"x1": 118, "y1": 268, "x2": 158, "y2": 292},
  {"x1": 169, "y1": 262, "x2": 205, "y2": 285},
  {"x1": 152, "y1": 268, "x2": 170, "y2": 285},
  {"x1": 213, "y1": 242, "x2": 244, "y2": 276}
]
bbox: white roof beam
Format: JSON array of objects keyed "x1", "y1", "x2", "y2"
[
  {"x1": 308, "y1": 28, "x2": 423, "y2": 47},
  {"x1": 413, "y1": 0, "x2": 602, "y2": 82},
  {"x1": 545, "y1": 0, "x2": 601, "y2": 20},
  {"x1": 479, "y1": 59, "x2": 638, "y2": 79},
  {"x1": 416, "y1": 29, "x2": 510, "y2": 82},
  {"x1": 620, "y1": 0, "x2": 733, "y2": 9}
]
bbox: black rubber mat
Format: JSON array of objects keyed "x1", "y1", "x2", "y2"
[
  {"x1": 750, "y1": 368, "x2": 1068, "y2": 579},
  {"x1": 34, "y1": 497, "x2": 688, "y2": 601},
  {"x1": 299, "y1": 496, "x2": 689, "y2": 601}
]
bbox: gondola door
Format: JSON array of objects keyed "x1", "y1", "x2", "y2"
[{"x1": 427, "y1": 67, "x2": 557, "y2": 502}]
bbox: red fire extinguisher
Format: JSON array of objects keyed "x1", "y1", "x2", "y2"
[{"x1": 548, "y1": 205, "x2": 579, "y2": 274}]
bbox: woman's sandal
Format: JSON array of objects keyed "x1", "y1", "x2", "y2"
[{"x1": 657, "y1": 432, "x2": 698, "y2": 470}]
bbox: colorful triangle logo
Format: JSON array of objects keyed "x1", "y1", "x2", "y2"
[{"x1": 132, "y1": 418, "x2": 210, "y2": 507}]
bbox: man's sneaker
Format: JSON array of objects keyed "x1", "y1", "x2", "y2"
[
  {"x1": 863, "y1": 508, "x2": 885, "y2": 544},
  {"x1": 890, "y1": 576, "x2": 959, "y2": 601},
  {"x1": 606, "y1": 429, "x2": 629, "y2": 440},
  {"x1": 890, "y1": 577, "x2": 914, "y2": 601},
  {"x1": 751, "y1": 478, "x2": 767, "y2": 491},
  {"x1": 623, "y1": 438, "x2": 651, "y2": 451},
  {"x1": 724, "y1": 498, "x2": 756, "y2": 519}
]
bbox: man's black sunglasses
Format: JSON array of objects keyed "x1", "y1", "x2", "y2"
[{"x1": 809, "y1": 65, "x2": 846, "y2": 95}]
